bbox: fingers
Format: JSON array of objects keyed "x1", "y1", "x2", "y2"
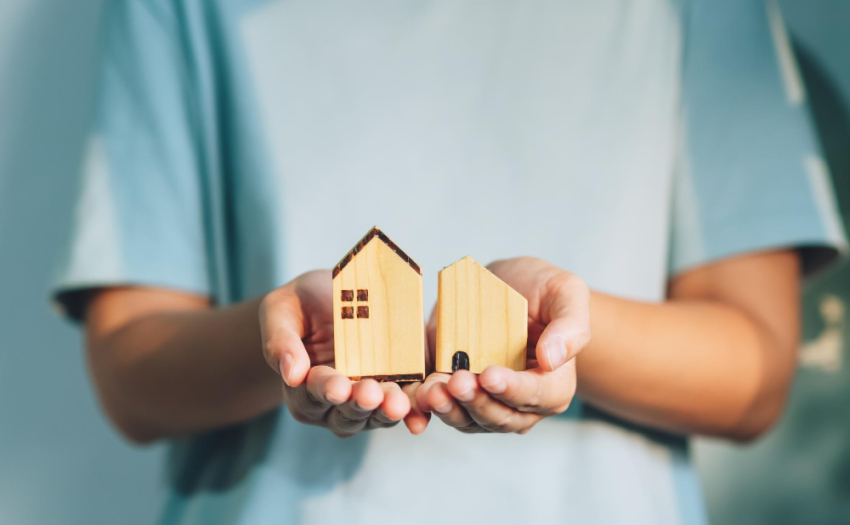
[
  {"x1": 325, "y1": 379, "x2": 385, "y2": 437},
  {"x1": 417, "y1": 373, "x2": 460, "y2": 417},
  {"x1": 402, "y1": 382, "x2": 431, "y2": 435},
  {"x1": 537, "y1": 274, "x2": 591, "y2": 371},
  {"x1": 425, "y1": 380, "x2": 481, "y2": 432},
  {"x1": 417, "y1": 373, "x2": 480, "y2": 432},
  {"x1": 447, "y1": 371, "x2": 538, "y2": 432},
  {"x1": 479, "y1": 361, "x2": 576, "y2": 416},
  {"x1": 305, "y1": 366, "x2": 352, "y2": 406},
  {"x1": 260, "y1": 287, "x2": 312, "y2": 387},
  {"x1": 291, "y1": 372, "x2": 415, "y2": 437},
  {"x1": 285, "y1": 366, "x2": 348, "y2": 423},
  {"x1": 368, "y1": 382, "x2": 411, "y2": 430}
]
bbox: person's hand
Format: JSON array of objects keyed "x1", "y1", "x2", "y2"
[
  {"x1": 260, "y1": 270, "x2": 418, "y2": 437},
  {"x1": 413, "y1": 257, "x2": 590, "y2": 434}
]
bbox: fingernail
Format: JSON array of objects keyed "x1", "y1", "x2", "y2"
[
  {"x1": 434, "y1": 401, "x2": 452, "y2": 414},
  {"x1": 544, "y1": 337, "x2": 567, "y2": 369},
  {"x1": 481, "y1": 377, "x2": 506, "y2": 394},
  {"x1": 454, "y1": 387, "x2": 474, "y2": 403},
  {"x1": 281, "y1": 354, "x2": 294, "y2": 386}
]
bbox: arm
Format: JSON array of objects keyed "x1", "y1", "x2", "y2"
[
  {"x1": 417, "y1": 251, "x2": 800, "y2": 441},
  {"x1": 84, "y1": 270, "x2": 416, "y2": 444},
  {"x1": 85, "y1": 289, "x2": 276, "y2": 443},
  {"x1": 578, "y1": 249, "x2": 800, "y2": 441}
]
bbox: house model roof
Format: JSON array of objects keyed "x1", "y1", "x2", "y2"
[{"x1": 333, "y1": 226, "x2": 422, "y2": 278}]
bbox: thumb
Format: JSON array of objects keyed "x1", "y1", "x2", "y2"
[
  {"x1": 536, "y1": 275, "x2": 591, "y2": 372},
  {"x1": 260, "y1": 291, "x2": 311, "y2": 388},
  {"x1": 274, "y1": 328, "x2": 311, "y2": 388}
]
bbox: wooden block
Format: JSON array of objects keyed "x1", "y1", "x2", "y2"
[
  {"x1": 436, "y1": 256, "x2": 527, "y2": 373},
  {"x1": 332, "y1": 227, "x2": 425, "y2": 382}
]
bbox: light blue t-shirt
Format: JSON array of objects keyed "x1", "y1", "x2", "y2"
[{"x1": 55, "y1": 1, "x2": 846, "y2": 524}]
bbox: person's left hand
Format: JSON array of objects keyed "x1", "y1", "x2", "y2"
[{"x1": 410, "y1": 257, "x2": 590, "y2": 434}]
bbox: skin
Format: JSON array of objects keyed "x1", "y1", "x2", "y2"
[
  {"x1": 258, "y1": 271, "x2": 421, "y2": 437},
  {"x1": 85, "y1": 271, "x2": 420, "y2": 442},
  {"x1": 83, "y1": 251, "x2": 799, "y2": 444},
  {"x1": 416, "y1": 252, "x2": 800, "y2": 440},
  {"x1": 415, "y1": 257, "x2": 588, "y2": 434}
]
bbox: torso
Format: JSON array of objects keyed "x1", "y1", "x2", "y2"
[{"x1": 163, "y1": 2, "x2": 705, "y2": 524}]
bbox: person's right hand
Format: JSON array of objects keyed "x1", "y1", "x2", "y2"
[{"x1": 260, "y1": 270, "x2": 418, "y2": 437}]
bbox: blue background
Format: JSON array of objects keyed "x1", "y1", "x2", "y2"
[{"x1": 0, "y1": 1, "x2": 847, "y2": 523}]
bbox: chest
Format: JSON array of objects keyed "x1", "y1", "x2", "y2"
[{"x1": 228, "y1": 0, "x2": 684, "y2": 302}]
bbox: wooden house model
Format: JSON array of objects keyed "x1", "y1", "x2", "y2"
[
  {"x1": 436, "y1": 256, "x2": 528, "y2": 373},
  {"x1": 332, "y1": 227, "x2": 425, "y2": 382}
]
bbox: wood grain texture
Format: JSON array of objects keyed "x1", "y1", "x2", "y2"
[
  {"x1": 436, "y1": 257, "x2": 527, "y2": 373},
  {"x1": 333, "y1": 234, "x2": 425, "y2": 381}
]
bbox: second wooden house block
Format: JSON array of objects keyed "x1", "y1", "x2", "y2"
[
  {"x1": 436, "y1": 256, "x2": 528, "y2": 373},
  {"x1": 333, "y1": 227, "x2": 425, "y2": 382}
]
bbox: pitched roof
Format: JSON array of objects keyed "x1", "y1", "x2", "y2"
[
  {"x1": 332, "y1": 226, "x2": 422, "y2": 278},
  {"x1": 440, "y1": 256, "x2": 525, "y2": 299}
]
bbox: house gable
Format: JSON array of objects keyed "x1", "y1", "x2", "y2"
[
  {"x1": 332, "y1": 227, "x2": 425, "y2": 381},
  {"x1": 436, "y1": 256, "x2": 528, "y2": 373},
  {"x1": 333, "y1": 226, "x2": 420, "y2": 279}
]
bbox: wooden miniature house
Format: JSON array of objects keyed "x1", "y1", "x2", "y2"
[
  {"x1": 436, "y1": 257, "x2": 528, "y2": 373},
  {"x1": 332, "y1": 227, "x2": 425, "y2": 382}
]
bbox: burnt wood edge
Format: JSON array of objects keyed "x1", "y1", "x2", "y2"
[
  {"x1": 332, "y1": 226, "x2": 422, "y2": 278},
  {"x1": 347, "y1": 373, "x2": 425, "y2": 383}
]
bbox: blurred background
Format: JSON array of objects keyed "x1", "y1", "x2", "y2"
[{"x1": 0, "y1": 1, "x2": 847, "y2": 524}]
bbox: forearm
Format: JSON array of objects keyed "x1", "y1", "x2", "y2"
[
  {"x1": 577, "y1": 292, "x2": 798, "y2": 440},
  {"x1": 87, "y1": 295, "x2": 282, "y2": 443}
]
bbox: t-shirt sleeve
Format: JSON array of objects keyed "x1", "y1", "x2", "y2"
[
  {"x1": 669, "y1": 0, "x2": 848, "y2": 278},
  {"x1": 53, "y1": 0, "x2": 212, "y2": 321}
]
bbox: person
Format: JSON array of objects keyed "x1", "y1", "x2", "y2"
[{"x1": 54, "y1": 0, "x2": 847, "y2": 524}]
